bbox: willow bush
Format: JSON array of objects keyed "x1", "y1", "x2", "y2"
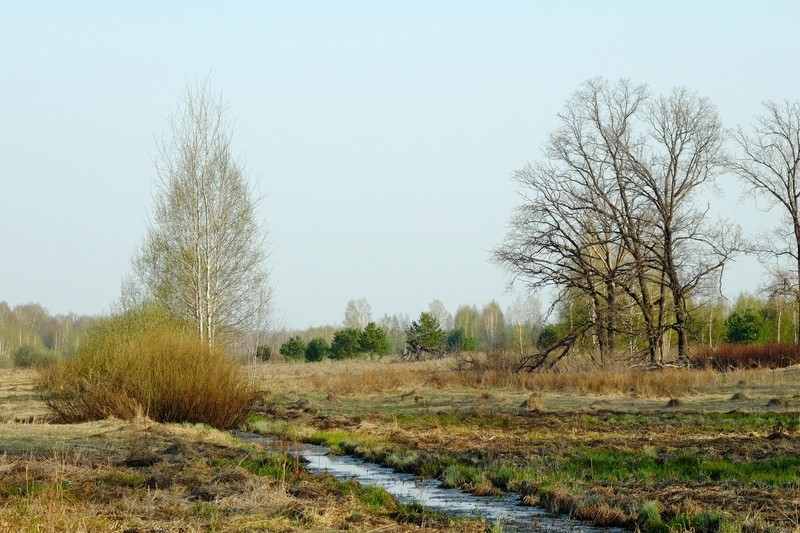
[{"x1": 37, "y1": 305, "x2": 257, "y2": 429}]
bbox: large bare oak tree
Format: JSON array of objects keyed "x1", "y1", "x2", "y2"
[{"x1": 496, "y1": 78, "x2": 738, "y2": 367}]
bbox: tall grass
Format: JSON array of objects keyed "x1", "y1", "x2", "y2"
[
  {"x1": 283, "y1": 356, "x2": 716, "y2": 398},
  {"x1": 37, "y1": 305, "x2": 257, "y2": 429}
]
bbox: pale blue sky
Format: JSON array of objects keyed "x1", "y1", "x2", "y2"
[{"x1": 1, "y1": 1, "x2": 798, "y2": 328}]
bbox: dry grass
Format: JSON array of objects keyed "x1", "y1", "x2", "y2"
[
  {"x1": 0, "y1": 415, "x2": 482, "y2": 532},
  {"x1": 0, "y1": 368, "x2": 51, "y2": 422},
  {"x1": 250, "y1": 355, "x2": 800, "y2": 422},
  {"x1": 256, "y1": 354, "x2": 800, "y2": 402}
]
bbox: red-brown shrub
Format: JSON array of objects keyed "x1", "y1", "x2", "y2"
[{"x1": 693, "y1": 343, "x2": 800, "y2": 371}]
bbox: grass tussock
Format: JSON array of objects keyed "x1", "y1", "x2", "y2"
[{"x1": 37, "y1": 305, "x2": 257, "y2": 429}]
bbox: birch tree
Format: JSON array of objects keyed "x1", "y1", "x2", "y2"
[
  {"x1": 344, "y1": 298, "x2": 372, "y2": 330},
  {"x1": 428, "y1": 299, "x2": 454, "y2": 331},
  {"x1": 125, "y1": 80, "x2": 272, "y2": 344}
]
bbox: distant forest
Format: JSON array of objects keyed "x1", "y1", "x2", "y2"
[{"x1": 0, "y1": 302, "x2": 96, "y2": 366}]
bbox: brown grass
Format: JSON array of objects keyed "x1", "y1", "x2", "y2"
[
  {"x1": 0, "y1": 368, "x2": 51, "y2": 422},
  {"x1": 252, "y1": 355, "x2": 800, "y2": 419},
  {"x1": 260, "y1": 356, "x2": 719, "y2": 398}
]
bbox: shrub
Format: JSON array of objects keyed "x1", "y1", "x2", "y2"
[
  {"x1": 693, "y1": 342, "x2": 800, "y2": 370},
  {"x1": 255, "y1": 344, "x2": 272, "y2": 361},
  {"x1": 12, "y1": 345, "x2": 58, "y2": 368},
  {"x1": 36, "y1": 305, "x2": 258, "y2": 429}
]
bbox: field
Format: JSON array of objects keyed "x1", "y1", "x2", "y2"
[{"x1": 2, "y1": 357, "x2": 800, "y2": 531}]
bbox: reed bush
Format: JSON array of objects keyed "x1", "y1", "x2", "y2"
[{"x1": 37, "y1": 305, "x2": 257, "y2": 429}]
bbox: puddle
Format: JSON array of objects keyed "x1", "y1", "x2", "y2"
[{"x1": 234, "y1": 432, "x2": 620, "y2": 532}]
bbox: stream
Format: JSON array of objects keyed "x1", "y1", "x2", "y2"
[{"x1": 233, "y1": 432, "x2": 621, "y2": 533}]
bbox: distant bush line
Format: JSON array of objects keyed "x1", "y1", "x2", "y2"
[{"x1": 693, "y1": 343, "x2": 800, "y2": 371}]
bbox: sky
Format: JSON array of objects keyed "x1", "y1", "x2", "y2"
[{"x1": 2, "y1": 1, "x2": 799, "y2": 329}]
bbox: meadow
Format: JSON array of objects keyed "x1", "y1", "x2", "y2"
[{"x1": 2, "y1": 355, "x2": 800, "y2": 531}]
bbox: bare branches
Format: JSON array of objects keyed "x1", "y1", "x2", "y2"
[
  {"x1": 730, "y1": 100, "x2": 800, "y2": 341},
  {"x1": 495, "y1": 78, "x2": 738, "y2": 368}
]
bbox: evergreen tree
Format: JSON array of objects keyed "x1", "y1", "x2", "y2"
[
  {"x1": 279, "y1": 336, "x2": 306, "y2": 360},
  {"x1": 404, "y1": 312, "x2": 445, "y2": 358},
  {"x1": 330, "y1": 328, "x2": 362, "y2": 359},
  {"x1": 359, "y1": 322, "x2": 390, "y2": 356},
  {"x1": 305, "y1": 338, "x2": 330, "y2": 362}
]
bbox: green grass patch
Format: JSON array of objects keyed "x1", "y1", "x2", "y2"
[
  {"x1": 565, "y1": 447, "x2": 800, "y2": 487},
  {"x1": 352, "y1": 483, "x2": 397, "y2": 511},
  {"x1": 591, "y1": 411, "x2": 799, "y2": 434},
  {"x1": 212, "y1": 452, "x2": 298, "y2": 480},
  {"x1": 99, "y1": 471, "x2": 147, "y2": 489},
  {"x1": 245, "y1": 416, "x2": 316, "y2": 440},
  {"x1": 441, "y1": 464, "x2": 483, "y2": 488}
]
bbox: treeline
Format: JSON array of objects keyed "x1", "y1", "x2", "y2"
[
  {"x1": 264, "y1": 297, "x2": 545, "y2": 361},
  {"x1": 0, "y1": 302, "x2": 96, "y2": 368},
  {"x1": 262, "y1": 290, "x2": 800, "y2": 367},
  {"x1": 545, "y1": 292, "x2": 796, "y2": 354}
]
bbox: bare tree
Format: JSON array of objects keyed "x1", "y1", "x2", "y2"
[
  {"x1": 124, "y1": 79, "x2": 272, "y2": 345},
  {"x1": 566, "y1": 79, "x2": 665, "y2": 363},
  {"x1": 494, "y1": 157, "x2": 627, "y2": 364},
  {"x1": 428, "y1": 299, "x2": 453, "y2": 331},
  {"x1": 496, "y1": 78, "x2": 737, "y2": 366},
  {"x1": 627, "y1": 87, "x2": 735, "y2": 362},
  {"x1": 730, "y1": 100, "x2": 800, "y2": 342},
  {"x1": 496, "y1": 79, "x2": 653, "y2": 364},
  {"x1": 481, "y1": 300, "x2": 505, "y2": 350},
  {"x1": 507, "y1": 293, "x2": 541, "y2": 357}
]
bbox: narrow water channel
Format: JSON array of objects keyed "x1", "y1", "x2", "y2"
[{"x1": 234, "y1": 432, "x2": 620, "y2": 533}]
